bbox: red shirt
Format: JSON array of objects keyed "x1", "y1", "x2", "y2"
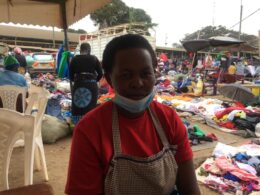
[{"x1": 65, "y1": 101, "x2": 192, "y2": 194}]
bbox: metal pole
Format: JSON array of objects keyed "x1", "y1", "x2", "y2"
[
  {"x1": 258, "y1": 30, "x2": 260, "y2": 57},
  {"x1": 52, "y1": 26, "x2": 56, "y2": 48},
  {"x1": 238, "y1": 0, "x2": 243, "y2": 40},
  {"x1": 238, "y1": 0, "x2": 243, "y2": 57}
]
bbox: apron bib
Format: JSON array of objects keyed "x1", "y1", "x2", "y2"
[{"x1": 105, "y1": 104, "x2": 178, "y2": 195}]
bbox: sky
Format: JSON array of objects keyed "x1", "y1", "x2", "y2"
[
  {"x1": 1, "y1": 0, "x2": 260, "y2": 47},
  {"x1": 70, "y1": 0, "x2": 260, "y2": 47}
]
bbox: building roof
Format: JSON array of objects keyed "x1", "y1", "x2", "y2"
[{"x1": 0, "y1": 24, "x2": 79, "y2": 42}]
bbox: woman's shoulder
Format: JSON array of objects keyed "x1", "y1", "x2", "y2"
[
  {"x1": 80, "y1": 101, "x2": 113, "y2": 125},
  {"x1": 75, "y1": 101, "x2": 113, "y2": 135}
]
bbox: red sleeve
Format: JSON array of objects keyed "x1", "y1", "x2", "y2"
[
  {"x1": 65, "y1": 119, "x2": 103, "y2": 195},
  {"x1": 171, "y1": 109, "x2": 193, "y2": 164}
]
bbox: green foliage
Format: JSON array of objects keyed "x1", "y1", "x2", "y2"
[
  {"x1": 90, "y1": 0, "x2": 156, "y2": 30},
  {"x1": 181, "y1": 25, "x2": 258, "y2": 47}
]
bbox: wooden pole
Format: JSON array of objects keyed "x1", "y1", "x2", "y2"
[{"x1": 60, "y1": 1, "x2": 69, "y2": 51}]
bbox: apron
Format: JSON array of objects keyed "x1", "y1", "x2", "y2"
[
  {"x1": 71, "y1": 72, "x2": 98, "y2": 118},
  {"x1": 105, "y1": 104, "x2": 178, "y2": 195}
]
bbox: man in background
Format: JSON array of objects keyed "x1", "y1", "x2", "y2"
[
  {"x1": 0, "y1": 55, "x2": 28, "y2": 112},
  {"x1": 13, "y1": 47, "x2": 27, "y2": 74}
]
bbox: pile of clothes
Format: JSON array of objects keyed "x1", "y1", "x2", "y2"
[
  {"x1": 211, "y1": 104, "x2": 260, "y2": 137},
  {"x1": 31, "y1": 73, "x2": 72, "y2": 123},
  {"x1": 156, "y1": 95, "x2": 260, "y2": 138},
  {"x1": 183, "y1": 120, "x2": 218, "y2": 146},
  {"x1": 197, "y1": 142, "x2": 260, "y2": 194}
]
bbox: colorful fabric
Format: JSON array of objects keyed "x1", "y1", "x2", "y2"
[
  {"x1": 0, "y1": 69, "x2": 27, "y2": 87},
  {"x1": 227, "y1": 110, "x2": 243, "y2": 121},
  {"x1": 228, "y1": 65, "x2": 236, "y2": 75},
  {"x1": 65, "y1": 101, "x2": 192, "y2": 194},
  {"x1": 215, "y1": 156, "x2": 259, "y2": 182},
  {"x1": 4, "y1": 55, "x2": 19, "y2": 67},
  {"x1": 58, "y1": 51, "x2": 70, "y2": 78},
  {"x1": 218, "y1": 121, "x2": 236, "y2": 129},
  {"x1": 215, "y1": 107, "x2": 253, "y2": 120}
]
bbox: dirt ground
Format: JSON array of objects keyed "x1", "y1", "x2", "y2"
[{"x1": 2, "y1": 118, "x2": 252, "y2": 195}]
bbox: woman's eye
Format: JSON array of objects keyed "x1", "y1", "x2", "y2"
[
  {"x1": 142, "y1": 72, "x2": 152, "y2": 77},
  {"x1": 121, "y1": 73, "x2": 131, "y2": 79}
]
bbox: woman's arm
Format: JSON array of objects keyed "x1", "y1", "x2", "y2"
[
  {"x1": 65, "y1": 122, "x2": 104, "y2": 195},
  {"x1": 176, "y1": 159, "x2": 201, "y2": 195}
]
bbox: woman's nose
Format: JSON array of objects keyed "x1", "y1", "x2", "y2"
[{"x1": 130, "y1": 76, "x2": 144, "y2": 88}]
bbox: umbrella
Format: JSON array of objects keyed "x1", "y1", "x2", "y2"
[
  {"x1": 218, "y1": 83, "x2": 255, "y2": 102},
  {"x1": 182, "y1": 36, "x2": 245, "y2": 52},
  {"x1": 0, "y1": 0, "x2": 111, "y2": 50}
]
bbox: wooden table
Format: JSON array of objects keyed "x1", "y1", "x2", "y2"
[{"x1": 0, "y1": 183, "x2": 54, "y2": 195}]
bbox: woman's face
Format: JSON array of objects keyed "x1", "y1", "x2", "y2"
[{"x1": 107, "y1": 48, "x2": 156, "y2": 100}]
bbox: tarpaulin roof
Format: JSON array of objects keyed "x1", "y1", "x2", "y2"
[{"x1": 0, "y1": 0, "x2": 111, "y2": 29}]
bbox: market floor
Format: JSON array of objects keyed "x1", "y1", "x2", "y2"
[{"x1": 2, "y1": 119, "x2": 251, "y2": 195}]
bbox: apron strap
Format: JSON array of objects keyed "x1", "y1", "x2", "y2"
[
  {"x1": 111, "y1": 104, "x2": 171, "y2": 156},
  {"x1": 112, "y1": 104, "x2": 122, "y2": 156},
  {"x1": 148, "y1": 107, "x2": 170, "y2": 147}
]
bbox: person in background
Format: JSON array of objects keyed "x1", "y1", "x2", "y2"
[
  {"x1": 69, "y1": 43, "x2": 103, "y2": 124},
  {"x1": 0, "y1": 55, "x2": 28, "y2": 112},
  {"x1": 218, "y1": 51, "x2": 232, "y2": 83},
  {"x1": 66, "y1": 34, "x2": 200, "y2": 195},
  {"x1": 13, "y1": 47, "x2": 27, "y2": 74}
]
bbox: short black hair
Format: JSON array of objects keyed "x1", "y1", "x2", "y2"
[
  {"x1": 102, "y1": 34, "x2": 157, "y2": 74},
  {"x1": 80, "y1": 43, "x2": 91, "y2": 53}
]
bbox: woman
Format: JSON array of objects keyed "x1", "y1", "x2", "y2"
[
  {"x1": 66, "y1": 34, "x2": 200, "y2": 195},
  {"x1": 69, "y1": 43, "x2": 103, "y2": 124}
]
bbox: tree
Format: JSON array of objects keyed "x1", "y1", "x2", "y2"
[
  {"x1": 90, "y1": 0, "x2": 156, "y2": 30},
  {"x1": 90, "y1": 0, "x2": 129, "y2": 29},
  {"x1": 181, "y1": 25, "x2": 258, "y2": 47}
]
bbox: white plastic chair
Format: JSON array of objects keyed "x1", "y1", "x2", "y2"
[
  {"x1": 0, "y1": 85, "x2": 27, "y2": 113},
  {"x1": 0, "y1": 94, "x2": 49, "y2": 190},
  {"x1": 0, "y1": 109, "x2": 35, "y2": 190},
  {"x1": 32, "y1": 95, "x2": 49, "y2": 182}
]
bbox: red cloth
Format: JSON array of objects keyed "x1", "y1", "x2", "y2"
[
  {"x1": 215, "y1": 107, "x2": 252, "y2": 119},
  {"x1": 66, "y1": 101, "x2": 192, "y2": 194},
  {"x1": 162, "y1": 79, "x2": 171, "y2": 87},
  {"x1": 160, "y1": 53, "x2": 168, "y2": 62},
  {"x1": 233, "y1": 102, "x2": 245, "y2": 108},
  {"x1": 218, "y1": 121, "x2": 236, "y2": 129},
  {"x1": 108, "y1": 86, "x2": 114, "y2": 95}
]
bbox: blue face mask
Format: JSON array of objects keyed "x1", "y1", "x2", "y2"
[{"x1": 113, "y1": 90, "x2": 155, "y2": 113}]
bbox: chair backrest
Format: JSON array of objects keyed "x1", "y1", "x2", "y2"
[
  {"x1": 0, "y1": 85, "x2": 27, "y2": 112},
  {"x1": 25, "y1": 87, "x2": 49, "y2": 115},
  {"x1": 0, "y1": 109, "x2": 35, "y2": 189},
  {"x1": 34, "y1": 95, "x2": 48, "y2": 138}
]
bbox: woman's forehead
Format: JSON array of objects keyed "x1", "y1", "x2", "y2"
[{"x1": 113, "y1": 48, "x2": 153, "y2": 69}]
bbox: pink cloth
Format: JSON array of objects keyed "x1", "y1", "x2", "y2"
[
  {"x1": 204, "y1": 175, "x2": 229, "y2": 192},
  {"x1": 215, "y1": 156, "x2": 259, "y2": 182}
]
